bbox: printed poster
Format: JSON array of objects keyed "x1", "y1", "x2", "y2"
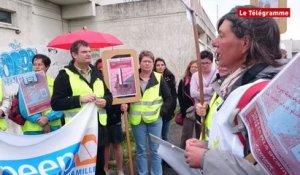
[
  {"x1": 107, "y1": 57, "x2": 137, "y2": 98},
  {"x1": 18, "y1": 71, "x2": 51, "y2": 115},
  {"x1": 239, "y1": 53, "x2": 300, "y2": 175}
]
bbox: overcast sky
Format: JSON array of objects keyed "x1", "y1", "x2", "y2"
[
  {"x1": 100, "y1": 0, "x2": 299, "y2": 40},
  {"x1": 201, "y1": 0, "x2": 300, "y2": 40}
]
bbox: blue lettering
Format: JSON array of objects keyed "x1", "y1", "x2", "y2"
[
  {"x1": 19, "y1": 164, "x2": 38, "y2": 175},
  {"x1": 0, "y1": 47, "x2": 36, "y2": 78},
  {"x1": 74, "y1": 166, "x2": 96, "y2": 175},
  {"x1": 0, "y1": 143, "x2": 80, "y2": 175},
  {"x1": 0, "y1": 53, "x2": 15, "y2": 77}
]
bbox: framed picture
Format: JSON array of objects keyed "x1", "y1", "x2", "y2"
[
  {"x1": 251, "y1": 0, "x2": 287, "y2": 33},
  {"x1": 102, "y1": 49, "x2": 141, "y2": 105}
]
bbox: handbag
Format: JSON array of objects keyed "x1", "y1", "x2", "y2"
[
  {"x1": 175, "y1": 113, "x2": 184, "y2": 125},
  {"x1": 185, "y1": 106, "x2": 196, "y2": 121},
  {"x1": 8, "y1": 95, "x2": 26, "y2": 125}
]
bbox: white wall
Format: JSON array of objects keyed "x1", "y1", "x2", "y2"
[
  {"x1": 0, "y1": 0, "x2": 71, "y2": 78},
  {"x1": 0, "y1": 0, "x2": 216, "y2": 80},
  {"x1": 69, "y1": 0, "x2": 198, "y2": 81},
  {"x1": 99, "y1": 0, "x2": 142, "y2": 5},
  {"x1": 0, "y1": 0, "x2": 67, "y2": 47}
]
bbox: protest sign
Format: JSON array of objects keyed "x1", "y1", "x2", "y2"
[
  {"x1": 18, "y1": 71, "x2": 51, "y2": 115},
  {"x1": 102, "y1": 49, "x2": 141, "y2": 105},
  {"x1": 240, "y1": 53, "x2": 300, "y2": 175}
]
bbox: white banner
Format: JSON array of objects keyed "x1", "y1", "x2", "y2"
[
  {"x1": 0, "y1": 103, "x2": 98, "y2": 175},
  {"x1": 150, "y1": 134, "x2": 202, "y2": 175}
]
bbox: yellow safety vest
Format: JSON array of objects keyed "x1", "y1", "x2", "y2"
[
  {"x1": 22, "y1": 76, "x2": 62, "y2": 132},
  {"x1": 200, "y1": 92, "x2": 223, "y2": 141},
  {"x1": 129, "y1": 72, "x2": 163, "y2": 125},
  {"x1": 64, "y1": 68, "x2": 107, "y2": 125},
  {"x1": 0, "y1": 78, "x2": 8, "y2": 131}
]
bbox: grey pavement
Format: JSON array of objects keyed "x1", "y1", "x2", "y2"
[{"x1": 110, "y1": 121, "x2": 182, "y2": 175}]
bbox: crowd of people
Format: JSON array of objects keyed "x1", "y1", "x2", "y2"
[{"x1": 0, "y1": 4, "x2": 293, "y2": 175}]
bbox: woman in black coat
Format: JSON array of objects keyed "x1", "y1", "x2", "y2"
[
  {"x1": 154, "y1": 57, "x2": 177, "y2": 142},
  {"x1": 178, "y1": 60, "x2": 198, "y2": 149}
]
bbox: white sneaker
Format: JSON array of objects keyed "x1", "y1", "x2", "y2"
[
  {"x1": 104, "y1": 169, "x2": 110, "y2": 175},
  {"x1": 118, "y1": 171, "x2": 124, "y2": 175}
]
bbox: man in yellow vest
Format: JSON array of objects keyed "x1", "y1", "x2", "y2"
[
  {"x1": 0, "y1": 78, "x2": 11, "y2": 131},
  {"x1": 19, "y1": 54, "x2": 64, "y2": 134},
  {"x1": 51, "y1": 40, "x2": 112, "y2": 175}
]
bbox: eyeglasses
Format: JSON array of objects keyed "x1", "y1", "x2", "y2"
[
  {"x1": 201, "y1": 62, "x2": 212, "y2": 65},
  {"x1": 33, "y1": 63, "x2": 45, "y2": 67},
  {"x1": 141, "y1": 60, "x2": 153, "y2": 64}
]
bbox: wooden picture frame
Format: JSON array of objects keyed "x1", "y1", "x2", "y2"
[
  {"x1": 250, "y1": 0, "x2": 287, "y2": 33},
  {"x1": 101, "y1": 49, "x2": 141, "y2": 105}
]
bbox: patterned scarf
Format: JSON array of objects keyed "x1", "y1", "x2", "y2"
[{"x1": 220, "y1": 67, "x2": 248, "y2": 98}]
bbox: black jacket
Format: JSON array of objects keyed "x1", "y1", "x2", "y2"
[
  {"x1": 106, "y1": 104, "x2": 122, "y2": 126},
  {"x1": 177, "y1": 79, "x2": 194, "y2": 117},
  {"x1": 162, "y1": 73, "x2": 177, "y2": 122}
]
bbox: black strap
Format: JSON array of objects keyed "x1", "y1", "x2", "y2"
[
  {"x1": 60, "y1": 114, "x2": 65, "y2": 126},
  {"x1": 182, "y1": 79, "x2": 195, "y2": 105},
  {"x1": 241, "y1": 63, "x2": 268, "y2": 85}
]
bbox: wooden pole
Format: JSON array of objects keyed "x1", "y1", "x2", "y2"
[
  {"x1": 123, "y1": 111, "x2": 134, "y2": 175},
  {"x1": 191, "y1": 8, "x2": 206, "y2": 141}
]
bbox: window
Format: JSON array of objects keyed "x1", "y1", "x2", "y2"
[
  {"x1": 292, "y1": 52, "x2": 298, "y2": 58},
  {"x1": 0, "y1": 10, "x2": 12, "y2": 24}
]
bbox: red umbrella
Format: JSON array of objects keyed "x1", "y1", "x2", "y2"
[{"x1": 47, "y1": 28, "x2": 123, "y2": 50}]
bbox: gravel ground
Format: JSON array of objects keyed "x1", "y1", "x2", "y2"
[{"x1": 109, "y1": 121, "x2": 183, "y2": 175}]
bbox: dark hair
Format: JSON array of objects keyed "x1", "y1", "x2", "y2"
[
  {"x1": 94, "y1": 58, "x2": 102, "y2": 67},
  {"x1": 154, "y1": 57, "x2": 175, "y2": 79},
  {"x1": 70, "y1": 40, "x2": 89, "y2": 58},
  {"x1": 183, "y1": 60, "x2": 197, "y2": 80},
  {"x1": 200, "y1": 50, "x2": 213, "y2": 62},
  {"x1": 138, "y1": 50, "x2": 154, "y2": 63},
  {"x1": 154, "y1": 57, "x2": 166, "y2": 66},
  {"x1": 154, "y1": 57, "x2": 166, "y2": 71},
  {"x1": 217, "y1": 5, "x2": 281, "y2": 67},
  {"x1": 32, "y1": 54, "x2": 51, "y2": 68}
]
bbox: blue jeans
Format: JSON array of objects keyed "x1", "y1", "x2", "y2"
[
  {"x1": 132, "y1": 117, "x2": 162, "y2": 175},
  {"x1": 161, "y1": 120, "x2": 171, "y2": 141}
]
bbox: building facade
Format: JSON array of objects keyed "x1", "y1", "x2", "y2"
[
  {"x1": 281, "y1": 39, "x2": 300, "y2": 59},
  {"x1": 0, "y1": 0, "x2": 216, "y2": 79}
]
